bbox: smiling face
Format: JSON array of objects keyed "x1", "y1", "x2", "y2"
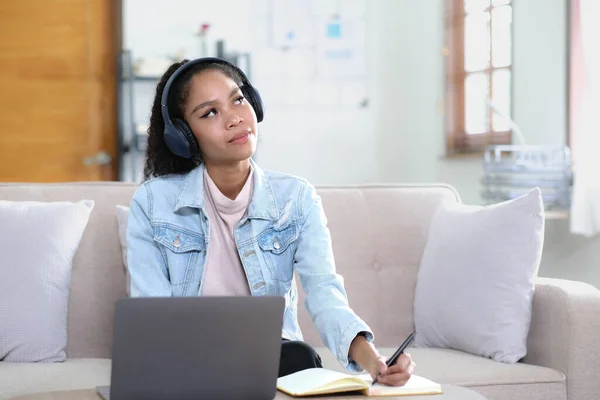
[{"x1": 183, "y1": 69, "x2": 258, "y2": 167}]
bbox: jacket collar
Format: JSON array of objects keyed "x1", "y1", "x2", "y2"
[{"x1": 173, "y1": 159, "x2": 279, "y2": 220}]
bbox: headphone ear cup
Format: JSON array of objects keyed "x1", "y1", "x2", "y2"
[
  {"x1": 173, "y1": 119, "x2": 199, "y2": 156},
  {"x1": 242, "y1": 85, "x2": 264, "y2": 123},
  {"x1": 163, "y1": 119, "x2": 190, "y2": 159}
]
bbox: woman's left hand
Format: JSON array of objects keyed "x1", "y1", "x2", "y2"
[{"x1": 367, "y1": 352, "x2": 415, "y2": 386}]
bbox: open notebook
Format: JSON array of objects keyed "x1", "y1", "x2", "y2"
[{"x1": 277, "y1": 368, "x2": 443, "y2": 397}]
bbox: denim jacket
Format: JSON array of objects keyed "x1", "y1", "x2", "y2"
[{"x1": 126, "y1": 160, "x2": 374, "y2": 371}]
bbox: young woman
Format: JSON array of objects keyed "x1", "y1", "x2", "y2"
[{"x1": 126, "y1": 57, "x2": 415, "y2": 385}]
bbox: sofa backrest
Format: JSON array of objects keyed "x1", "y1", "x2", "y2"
[
  {"x1": 298, "y1": 185, "x2": 460, "y2": 348},
  {"x1": 0, "y1": 182, "x2": 459, "y2": 357}
]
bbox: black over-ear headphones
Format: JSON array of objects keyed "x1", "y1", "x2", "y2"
[{"x1": 160, "y1": 57, "x2": 264, "y2": 159}]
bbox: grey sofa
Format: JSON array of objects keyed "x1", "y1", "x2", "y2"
[{"x1": 1, "y1": 181, "x2": 599, "y2": 400}]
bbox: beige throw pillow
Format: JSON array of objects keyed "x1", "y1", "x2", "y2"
[
  {"x1": 413, "y1": 188, "x2": 545, "y2": 363},
  {"x1": 0, "y1": 199, "x2": 95, "y2": 362}
]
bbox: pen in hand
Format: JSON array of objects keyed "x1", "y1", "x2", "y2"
[{"x1": 371, "y1": 330, "x2": 416, "y2": 386}]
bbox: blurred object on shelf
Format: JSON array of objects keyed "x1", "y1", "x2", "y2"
[{"x1": 481, "y1": 145, "x2": 573, "y2": 219}]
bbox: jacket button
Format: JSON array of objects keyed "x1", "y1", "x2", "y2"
[
  {"x1": 273, "y1": 236, "x2": 280, "y2": 250},
  {"x1": 173, "y1": 235, "x2": 181, "y2": 248}
]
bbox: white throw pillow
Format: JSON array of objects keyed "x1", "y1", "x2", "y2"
[
  {"x1": 0, "y1": 199, "x2": 94, "y2": 362},
  {"x1": 115, "y1": 205, "x2": 130, "y2": 296},
  {"x1": 413, "y1": 188, "x2": 545, "y2": 363}
]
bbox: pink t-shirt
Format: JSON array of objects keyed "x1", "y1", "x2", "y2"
[{"x1": 201, "y1": 168, "x2": 253, "y2": 296}]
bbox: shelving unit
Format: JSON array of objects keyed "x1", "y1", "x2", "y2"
[{"x1": 118, "y1": 50, "x2": 160, "y2": 182}]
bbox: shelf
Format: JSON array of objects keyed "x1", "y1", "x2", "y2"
[{"x1": 121, "y1": 75, "x2": 161, "y2": 82}]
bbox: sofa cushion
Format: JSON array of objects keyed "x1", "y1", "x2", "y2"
[
  {"x1": 316, "y1": 346, "x2": 565, "y2": 400},
  {"x1": 0, "y1": 358, "x2": 111, "y2": 399},
  {"x1": 0, "y1": 199, "x2": 95, "y2": 362},
  {"x1": 413, "y1": 188, "x2": 545, "y2": 364}
]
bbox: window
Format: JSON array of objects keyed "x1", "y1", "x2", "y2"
[{"x1": 444, "y1": 0, "x2": 513, "y2": 155}]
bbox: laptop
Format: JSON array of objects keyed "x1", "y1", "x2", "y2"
[{"x1": 97, "y1": 296, "x2": 285, "y2": 400}]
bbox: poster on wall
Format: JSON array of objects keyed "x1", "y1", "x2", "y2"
[{"x1": 262, "y1": 0, "x2": 367, "y2": 107}]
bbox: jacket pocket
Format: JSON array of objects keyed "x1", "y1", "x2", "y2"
[
  {"x1": 257, "y1": 222, "x2": 298, "y2": 282},
  {"x1": 153, "y1": 224, "x2": 204, "y2": 286}
]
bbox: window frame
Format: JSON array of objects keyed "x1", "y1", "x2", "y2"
[{"x1": 444, "y1": 0, "x2": 513, "y2": 156}]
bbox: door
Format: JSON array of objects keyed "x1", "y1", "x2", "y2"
[{"x1": 0, "y1": 0, "x2": 121, "y2": 182}]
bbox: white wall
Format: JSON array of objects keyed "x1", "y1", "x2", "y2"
[
  {"x1": 370, "y1": 0, "x2": 444, "y2": 183},
  {"x1": 513, "y1": 0, "x2": 567, "y2": 147},
  {"x1": 243, "y1": 1, "x2": 381, "y2": 185}
]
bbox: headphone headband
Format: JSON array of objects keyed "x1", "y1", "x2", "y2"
[{"x1": 160, "y1": 57, "x2": 252, "y2": 114}]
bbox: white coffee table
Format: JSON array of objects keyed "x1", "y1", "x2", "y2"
[{"x1": 11, "y1": 384, "x2": 486, "y2": 399}]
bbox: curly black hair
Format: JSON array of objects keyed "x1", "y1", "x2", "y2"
[{"x1": 142, "y1": 59, "x2": 244, "y2": 181}]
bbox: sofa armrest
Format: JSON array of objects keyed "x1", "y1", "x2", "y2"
[{"x1": 524, "y1": 277, "x2": 600, "y2": 400}]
